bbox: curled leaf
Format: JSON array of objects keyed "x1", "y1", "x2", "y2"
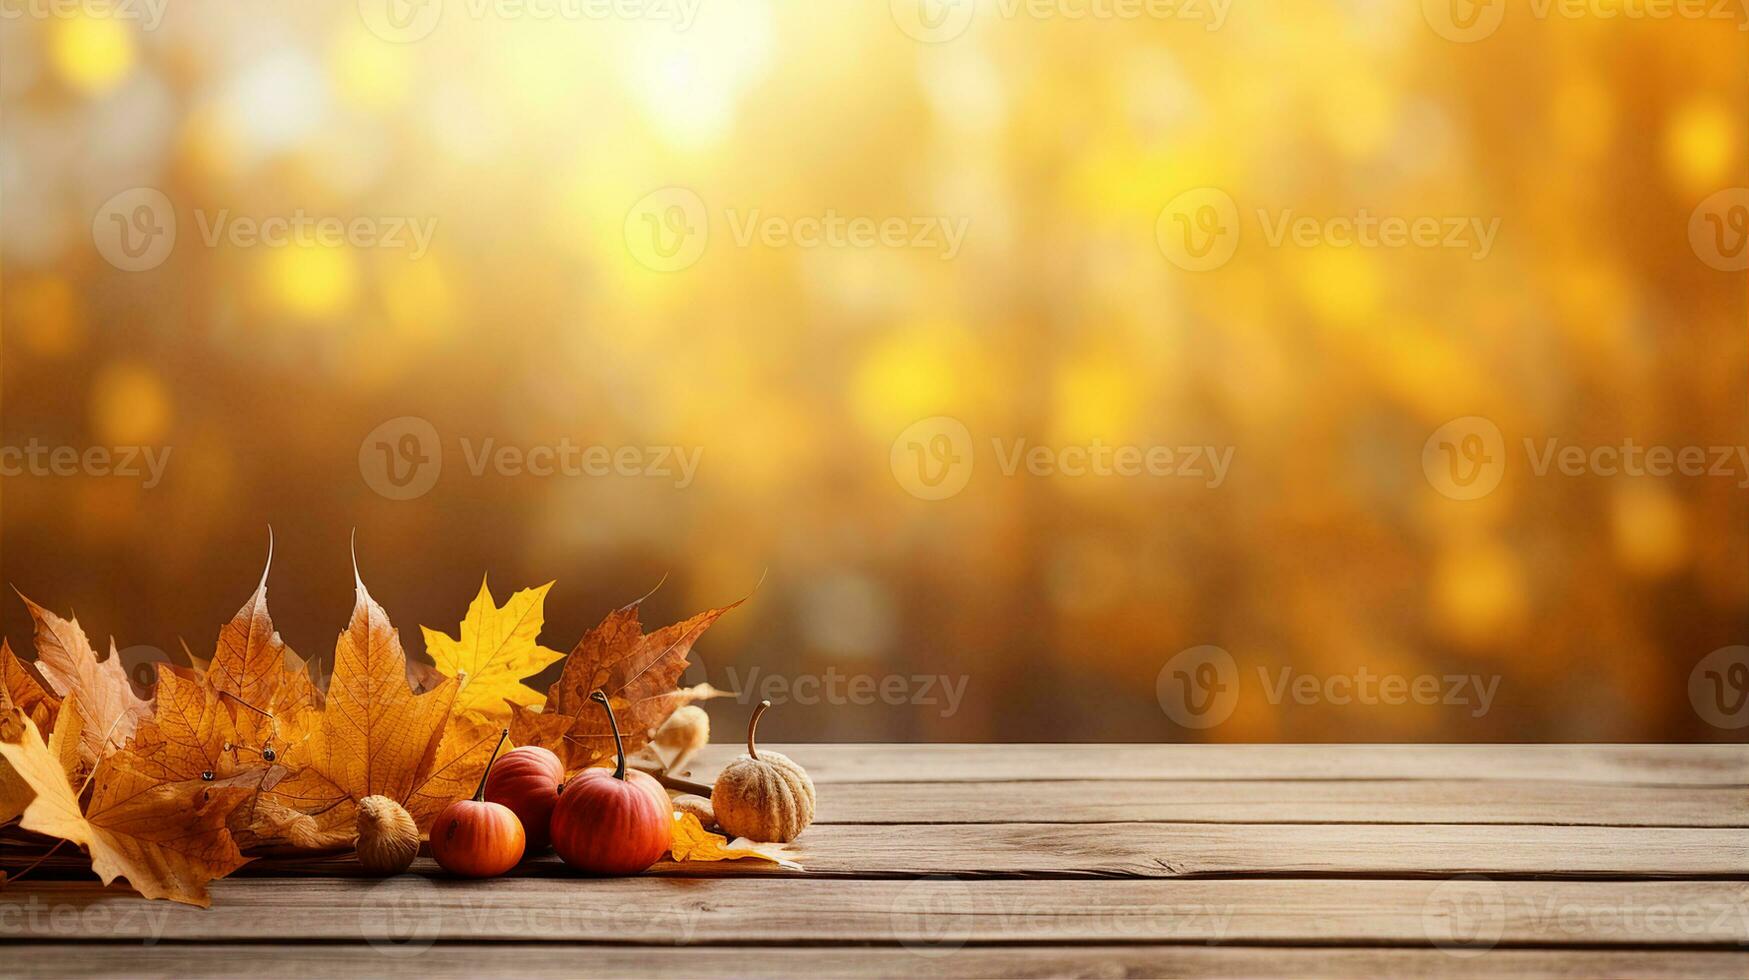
[{"x1": 667, "y1": 811, "x2": 802, "y2": 870}]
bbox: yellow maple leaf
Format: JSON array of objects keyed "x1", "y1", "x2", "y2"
[
  {"x1": 420, "y1": 577, "x2": 564, "y2": 723},
  {"x1": 0, "y1": 693, "x2": 83, "y2": 825},
  {"x1": 667, "y1": 811, "x2": 802, "y2": 870},
  {"x1": 0, "y1": 704, "x2": 253, "y2": 907}
]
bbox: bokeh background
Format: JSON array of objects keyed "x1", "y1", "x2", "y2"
[{"x1": 1, "y1": 1, "x2": 1744, "y2": 742}]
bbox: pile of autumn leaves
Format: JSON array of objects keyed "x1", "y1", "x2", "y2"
[{"x1": 0, "y1": 561, "x2": 738, "y2": 906}]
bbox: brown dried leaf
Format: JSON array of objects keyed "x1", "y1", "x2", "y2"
[
  {"x1": 16, "y1": 594, "x2": 151, "y2": 766},
  {"x1": 509, "y1": 594, "x2": 742, "y2": 774}
]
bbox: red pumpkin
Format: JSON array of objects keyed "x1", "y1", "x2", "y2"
[
  {"x1": 431, "y1": 730, "x2": 526, "y2": 878},
  {"x1": 484, "y1": 745, "x2": 563, "y2": 851},
  {"x1": 551, "y1": 692, "x2": 673, "y2": 875}
]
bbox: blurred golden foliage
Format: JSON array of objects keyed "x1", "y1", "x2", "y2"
[{"x1": 1, "y1": 2, "x2": 1744, "y2": 742}]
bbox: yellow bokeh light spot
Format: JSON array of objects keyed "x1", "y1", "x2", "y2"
[
  {"x1": 1663, "y1": 97, "x2": 1735, "y2": 194},
  {"x1": 331, "y1": 28, "x2": 412, "y2": 111},
  {"x1": 1296, "y1": 247, "x2": 1381, "y2": 329},
  {"x1": 1430, "y1": 538, "x2": 1527, "y2": 650},
  {"x1": 381, "y1": 257, "x2": 458, "y2": 344},
  {"x1": 49, "y1": 17, "x2": 135, "y2": 97},
  {"x1": 1050, "y1": 353, "x2": 1141, "y2": 446},
  {"x1": 850, "y1": 321, "x2": 991, "y2": 438},
  {"x1": 6, "y1": 276, "x2": 86, "y2": 358},
  {"x1": 90, "y1": 362, "x2": 171, "y2": 445},
  {"x1": 1611, "y1": 483, "x2": 1688, "y2": 578},
  {"x1": 260, "y1": 244, "x2": 359, "y2": 321},
  {"x1": 1319, "y1": 70, "x2": 1397, "y2": 159}
]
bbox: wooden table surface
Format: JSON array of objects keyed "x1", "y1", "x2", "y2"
[{"x1": 4, "y1": 744, "x2": 1747, "y2": 979}]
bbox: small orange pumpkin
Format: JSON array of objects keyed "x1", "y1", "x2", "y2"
[{"x1": 430, "y1": 729, "x2": 526, "y2": 878}]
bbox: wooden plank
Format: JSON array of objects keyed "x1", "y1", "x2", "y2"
[
  {"x1": 8, "y1": 944, "x2": 1747, "y2": 980},
  {"x1": 686, "y1": 744, "x2": 1749, "y2": 786},
  {"x1": 10, "y1": 822, "x2": 1729, "y2": 881},
  {"x1": 754, "y1": 823, "x2": 1748, "y2": 878},
  {"x1": 806, "y1": 780, "x2": 1748, "y2": 826},
  {"x1": 3, "y1": 878, "x2": 1745, "y2": 947}
]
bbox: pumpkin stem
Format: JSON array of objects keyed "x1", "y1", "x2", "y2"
[
  {"x1": 473, "y1": 728, "x2": 509, "y2": 802},
  {"x1": 590, "y1": 691, "x2": 627, "y2": 780},
  {"x1": 747, "y1": 699, "x2": 771, "y2": 760}
]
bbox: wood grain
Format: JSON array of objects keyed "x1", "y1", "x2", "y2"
[
  {"x1": 695, "y1": 744, "x2": 1749, "y2": 786},
  {"x1": 10, "y1": 944, "x2": 1747, "y2": 980},
  {"x1": 3, "y1": 743, "x2": 1744, "y2": 980},
  {"x1": 806, "y1": 779, "x2": 1748, "y2": 826},
  {"x1": 4, "y1": 878, "x2": 1745, "y2": 946}
]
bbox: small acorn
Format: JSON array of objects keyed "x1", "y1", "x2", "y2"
[
  {"x1": 711, "y1": 700, "x2": 814, "y2": 843},
  {"x1": 356, "y1": 794, "x2": 421, "y2": 876},
  {"x1": 672, "y1": 793, "x2": 717, "y2": 830},
  {"x1": 651, "y1": 705, "x2": 710, "y2": 773}
]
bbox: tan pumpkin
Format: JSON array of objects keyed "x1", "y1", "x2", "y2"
[
  {"x1": 711, "y1": 700, "x2": 815, "y2": 842},
  {"x1": 355, "y1": 795, "x2": 420, "y2": 875}
]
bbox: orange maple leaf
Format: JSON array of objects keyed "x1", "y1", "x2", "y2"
[
  {"x1": 268, "y1": 569, "x2": 493, "y2": 834},
  {"x1": 0, "y1": 705, "x2": 253, "y2": 906},
  {"x1": 509, "y1": 591, "x2": 741, "y2": 774},
  {"x1": 15, "y1": 594, "x2": 151, "y2": 767},
  {"x1": 0, "y1": 639, "x2": 60, "y2": 731}
]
